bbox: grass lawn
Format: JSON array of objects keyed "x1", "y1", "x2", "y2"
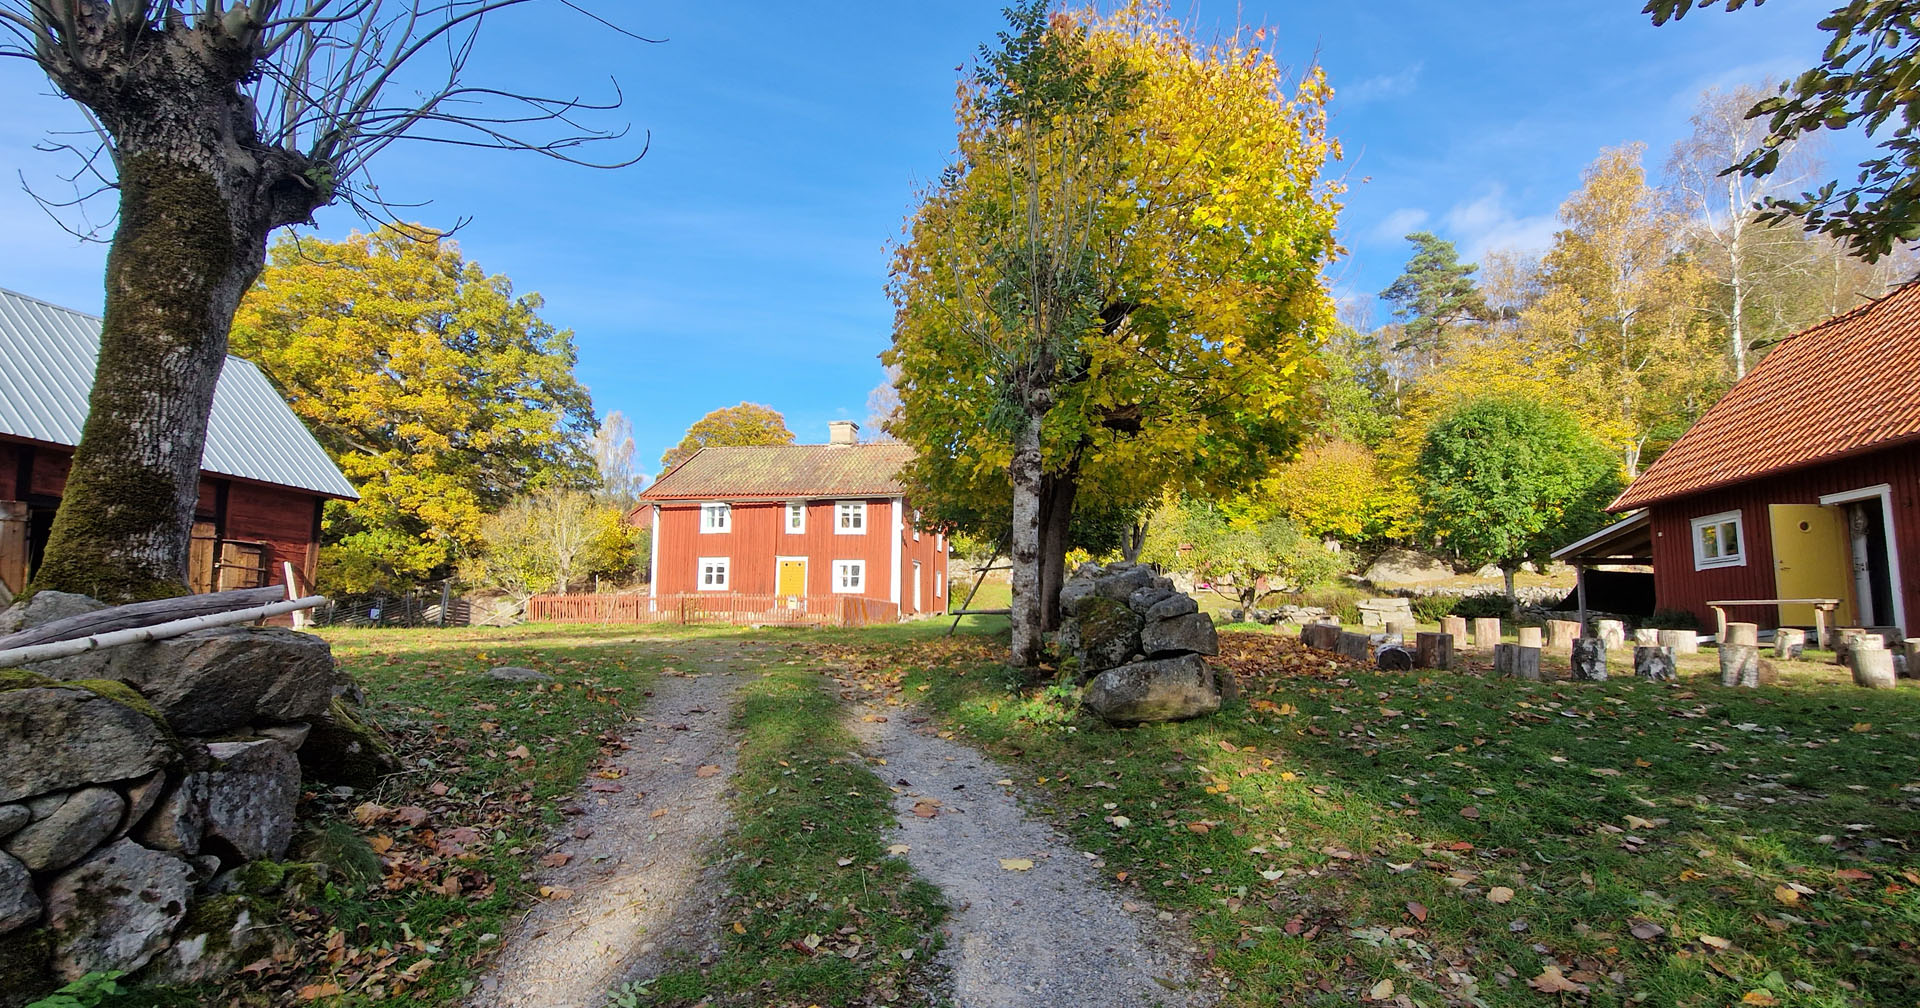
[{"x1": 842, "y1": 626, "x2": 1920, "y2": 1007}]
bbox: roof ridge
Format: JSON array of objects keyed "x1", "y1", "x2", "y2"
[{"x1": 0, "y1": 286, "x2": 102, "y2": 320}]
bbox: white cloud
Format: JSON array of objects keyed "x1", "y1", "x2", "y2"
[
  {"x1": 1441, "y1": 188, "x2": 1558, "y2": 262},
  {"x1": 1341, "y1": 63, "x2": 1423, "y2": 105},
  {"x1": 1373, "y1": 207, "x2": 1430, "y2": 243}
]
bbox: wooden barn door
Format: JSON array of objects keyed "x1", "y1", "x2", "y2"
[
  {"x1": 0, "y1": 501, "x2": 27, "y2": 598},
  {"x1": 1770, "y1": 504, "x2": 1856, "y2": 626}
]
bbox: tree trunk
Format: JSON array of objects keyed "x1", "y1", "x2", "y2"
[
  {"x1": 1036, "y1": 472, "x2": 1078, "y2": 632},
  {"x1": 1121, "y1": 518, "x2": 1148, "y2": 563},
  {"x1": 1009, "y1": 409, "x2": 1047, "y2": 667},
  {"x1": 1503, "y1": 565, "x2": 1519, "y2": 621},
  {"x1": 32, "y1": 154, "x2": 270, "y2": 602}
]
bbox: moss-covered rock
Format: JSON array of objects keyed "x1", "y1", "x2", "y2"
[
  {"x1": 298, "y1": 696, "x2": 398, "y2": 789},
  {"x1": 0, "y1": 926, "x2": 54, "y2": 1008},
  {"x1": 0, "y1": 683, "x2": 177, "y2": 803},
  {"x1": 1071, "y1": 595, "x2": 1143, "y2": 676}
]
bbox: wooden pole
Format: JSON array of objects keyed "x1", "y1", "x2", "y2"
[
  {"x1": 1575, "y1": 564, "x2": 1589, "y2": 633},
  {"x1": 0, "y1": 585, "x2": 288, "y2": 651},
  {"x1": 0, "y1": 596, "x2": 326, "y2": 667}
]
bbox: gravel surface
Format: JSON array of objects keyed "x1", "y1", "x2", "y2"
[
  {"x1": 472, "y1": 645, "x2": 743, "y2": 1008},
  {"x1": 847, "y1": 705, "x2": 1215, "y2": 1008}
]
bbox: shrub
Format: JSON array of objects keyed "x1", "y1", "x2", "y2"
[
  {"x1": 1411, "y1": 595, "x2": 1458, "y2": 623},
  {"x1": 1447, "y1": 593, "x2": 1511, "y2": 620},
  {"x1": 1649, "y1": 607, "x2": 1702, "y2": 630}
]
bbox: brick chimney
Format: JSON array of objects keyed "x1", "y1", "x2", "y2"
[{"x1": 828, "y1": 420, "x2": 860, "y2": 446}]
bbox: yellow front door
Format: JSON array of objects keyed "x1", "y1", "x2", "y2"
[
  {"x1": 777, "y1": 559, "x2": 806, "y2": 597},
  {"x1": 1769, "y1": 504, "x2": 1856, "y2": 625}
]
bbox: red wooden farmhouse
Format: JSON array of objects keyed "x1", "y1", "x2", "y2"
[
  {"x1": 634, "y1": 421, "x2": 949, "y2": 621},
  {"x1": 1590, "y1": 279, "x2": 1920, "y2": 639},
  {"x1": 0, "y1": 287, "x2": 357, "y2": 598}
]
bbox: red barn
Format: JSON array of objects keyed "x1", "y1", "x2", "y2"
[
  {"x1": 0, "y1": 287, "x2": 358, "y2": 598},
  {"x1": 1607, "y1": 280, "x2": 1920, "y2": 638},
  {"x1": 636, "y1": 422, "x2": 949, "y2": 619}
]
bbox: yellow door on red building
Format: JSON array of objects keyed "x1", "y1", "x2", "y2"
[
  {"x1": 777, "y1": 558, "x2": 806, "y2": 597},
  {"x1": 1770, "y1": 504, "x2": 1856, "y2": 625}
]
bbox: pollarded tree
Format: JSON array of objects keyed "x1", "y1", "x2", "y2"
[
  {"x1": 1414, "y1": 397, "x2": 1622, "y2": 617},
  {"x1": 660, "y1": 403, "x2": 795, "y2": 472},
  {"x1": 3, "y1": 1, "x2": 642, "y2": 602},
  {"x1": 887, "y1": 1, "x2": 1340, "y2": 665},
  {"x1": 230, "y1": 227, "x2": 597, "y2": 591}
]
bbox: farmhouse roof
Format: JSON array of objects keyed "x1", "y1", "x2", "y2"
[
  {"x1": 639, "y1": 442, "x2": 916, "y2": 501},
  {"x1": 0, "y1": 286, "x2": 358, "y2": 500},
  {"x1": 1610, "y1": 279, "x2": 1920, "y2": 511}
]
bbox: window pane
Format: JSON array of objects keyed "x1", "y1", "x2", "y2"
[
  {"x1": 1700, "y1": 525, "x2": 1719, "y2": 558},
  {"x1": 1720, "y1": 522, "x2": 1739, "y2": 556}
]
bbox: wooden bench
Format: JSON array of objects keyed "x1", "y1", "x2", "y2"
[{"x1": 1706, "y1": 598, "x2": 1841, "y2": 648}]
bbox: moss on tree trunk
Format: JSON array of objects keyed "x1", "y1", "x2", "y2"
[{"x1": 31, "y1": 153, "x2": 262, "y2": 603}]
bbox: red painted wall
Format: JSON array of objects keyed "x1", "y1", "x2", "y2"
[
  {"x1": 1644, "y1": 442, "x2": 1920, "y2": 631},
  {"x1": 1, "y1": 435, "x2": 328, "y2": 590},
  {"x1": 649, "y1": 496, "x2": 950, "y2": 614}
]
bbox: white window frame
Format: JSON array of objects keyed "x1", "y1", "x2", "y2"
[
  {"x1": 697, "y1": 556, "x2": 730, "y2": 591},
  {"x1": 699, "y1": 502, "x2": 731, "y2": 533},
  {"x1": 1818, "y1": 483, "x2": 1908, "y2": 632},
  {"x1": 784, "y1": 501, "x2": 806, "y2": 533},
  {"x1": 935, "y1": 571, "x2": 944, "y2": 599},
  {"x1": 1690, "y1": 510, "x2": 1745, "y2": 570},
  {"x1": 832, "y1": 559, "x2": 865, "y2": 594},
  {"x1": 835, "y1": 500, "x2": 867, "y2": 534}
]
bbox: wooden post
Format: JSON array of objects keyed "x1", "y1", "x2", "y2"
[
  {"x1": 1595, "y1": 619, "x2": 1626, "y2": 650},
  {"x1": 1442, "y1": 616, "x2": 1468, "y2": 649},
  {"x1": 1658, "y1": 629, "x2": 1699, "y2": 655},
  {"x1": 1720, "y1": 643, "x2": 1760, "y2": 688},
  {"x1": 1546, "y1": 619, "x2": 1581, "y2": 649},
  {"x1": 1775, "y1": 628, "x2": 1807, "y2": 659},
  {"x1": 1493, "y1": 642, "x2": 1516, "y2": 677},
  {"x1": 1517, "y1": 626, "x2": 1542, "y2": 648},
  {"x1": 1336, "y1": 631, "x2": 1372, "y2": 662},
  {"x1": 1851, "y1": 648, "x2": 1897, "y2": 688},
  {"x1": 1415, "y1": 631, "x2": 1453, "y2": 670},
  {"x1": 1472, "y1": 618, "x2": 1501, "y2": 650},
  {"x1": 1301, "y1": 622, "x2": 1340, "y2": 650},
  {"x1": 1570, "y1": 638, "x2": 1607, "y2": 681},
  {"x1": 1514, "y1": 646, "x2": 1542, "y2": 681},
  {"x1": 1633, "y1": 627, "x2": 1660, "y2": 646},
  {"x1": 1724, "y1": 621, "x2": 1759, "y2": 647},
  {"x1": 1575, "y1": 564, "x2": 1589, "y2": 632},
  {"x1": 1377, "y1": 644, "x2": 1414, "y2": 671},
  {"x1": 1384, "y1": 618, "x2": 1414, "y2": 641},
  {"x1": 1634, "y1": 645, "x2": 1676, "y2": 681},
  {"x1": 0, "y1": 501, "x2": 27, "y2": 600}
]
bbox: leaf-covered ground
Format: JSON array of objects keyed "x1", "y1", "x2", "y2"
[{"x1": 827, "y1": 628, "x2": 1920, "y2": 1008}]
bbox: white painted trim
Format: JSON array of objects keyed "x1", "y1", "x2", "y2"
[
  {"x1": 834, "y1": 500, "x2": 867, "y2": 534},
  {"x1": 912, "y1": 560, "x2": 922, "y2": 612},
  {"x1": 1689, "y1": 509, "x2": 1746, "y2": 570},
  {"x1": 832, "y1": 559, "x2": 866, "y2": 594},
  {"x1": 889, "y1": 496, "x2": 903, "y2": 605},
  {"x1": 699, "y1": 501, "x2": 731, "y2": 533},
  {"x1": 696, "y1": 556, "x2": 730, "y2": 591},
  {"x1": 1817, "y1": 483, "x2": 1907, "y2": 631},
  {"x1": 648, "y1": 505, "x2": 660, "y2": 608},
  {"x1": 775, "y1": 555, "x2": 808, "y2": 595}
]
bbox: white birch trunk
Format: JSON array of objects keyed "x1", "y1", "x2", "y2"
[{"x1": 1008, "y1": 408, "x2": 1046, "y2": 667}]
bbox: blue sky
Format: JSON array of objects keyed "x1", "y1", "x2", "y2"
[{"x1": 0, "y1": 1, "x2": 1874, "y2": 478}]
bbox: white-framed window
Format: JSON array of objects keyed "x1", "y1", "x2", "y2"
[
  {"x1": 832, "y1": 560, "x2": 865, "y2": 593},
  {"x1": 835, "y1": 501, "x2": 866, "y2": 534},
  {"x1": 785, "y1": 501, "x2": 806, "y2": 533},
  {"x1": 935, "y1": 571, "x2": 944, "y2": 599},
  {"x1": 1690, "y1": 510, "x2": 1745, "y2": 570},
  {"x1": 697, "y1": 557, "x2": 730, "y2": 590},
  {"x1": 700, "y1": 502, "x2": 731, "y2": 533}
]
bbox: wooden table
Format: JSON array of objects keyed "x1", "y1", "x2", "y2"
[{"x1": 1706, "y1": 598, "x2": 1841, "y2": 648}]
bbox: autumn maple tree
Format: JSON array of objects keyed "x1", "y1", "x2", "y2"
[
  {"x1": 230, "y1": 227, "x2": 598, "y2": 591},
  {"x1": 660, "y1": 403, "x2": 797, "y2": 472},
  {"x1": 2, "y1": 1, "x2": 639, "y2": 602},
  {"x1": 886, "y1": 1, "x2": 1340, "y2": 665}
]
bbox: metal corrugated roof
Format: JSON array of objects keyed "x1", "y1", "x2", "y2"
[
  {"x1": 0, "y1": 287, "x2": 358, "y2": 500},
  {"x1": 1611, "y1": 279, "x2": 1920, "y2": 511},
  {"x1": 640, "y1": 443, "x2": 916, "y2": 500}
]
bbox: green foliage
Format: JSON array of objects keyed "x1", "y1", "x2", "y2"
[
  {"x1": 232, "y1": 227, "x2": 598, "y2": 592},
  {"x1": 27, "y1": 972, "x2": 124, "y2": 1008},
  {"x1": 1649, "y1": 607, "x2": 1703, "y2": 631},
  {"x1": 1414, "y1": 397, "x2": 1623, "y2": 579},
  {"x1": 659, "y1": 402, "x2": 794, "y2": 472},
  {"x1": 467, "y1": 490, "x2": 640, "y2": 599},
  {"x1": 1649, "y1": 0, "x2": 1920, "y2": 259},
  {"x1": 1311, "y1": 327, "x2": 1401, "y2": 448},
  {"x1": 1379, "y1": 232, "x2": 1490, "y2": 366},
  {"x1": 1142, "y1": 500, "x2": 1347, "y2": 608}
]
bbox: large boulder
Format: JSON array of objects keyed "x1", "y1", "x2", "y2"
[
  {"x1": 27, "y1": 628, "x2": 345, "y2": 736},
  {"x1": 0, "y1": 592, "x2": 107, "y2": 636},
  {"x1": 1082, "y1": 654, "x2": 1222, "y2": 725},
  {"x1": 0, "y1": 679, "x2": 175, "y2": 803},
  {"x1": 200, "y1": 739, "x2": 300, "y2": 862},
  {"x1": 0, "y1": 853, "x2": 37, "y2": 934},
  {"x1": 298, "y1": 696, "x2": 399, "y2": 789},
  {"x1": 1070, "y1": 596, "x2": 1143, "y2": 676},
  {"x1": 1362, "y1": 548, "x2": 1453, "y2": 585},
  {"x1": 43, "y1": 839, "x2": 192, "y2": 980},
  {"x1": 4, "y1": 787, "x2": 125, "y2": 872},
  {"x1": 1141, "y1": 612, "x2": 1219, "y2": 657}
]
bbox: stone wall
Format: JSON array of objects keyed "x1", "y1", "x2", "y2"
[
  {"x1": 1059, "y1": 562, "x2": 1226, "y2": 725},
  {"x1": 0, "y1": 592, "x2": 391, "y2": 1004}
]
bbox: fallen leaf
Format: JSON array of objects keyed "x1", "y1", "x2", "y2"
[
  {"x1": 506, "y1": 744, "x2": 532, "y2": 760},
  {"x1": 1628, "y1": 919, "x2": 1666, "y2": 940},
  {"x1": 1742, "y1": 990, "x2": 1779, "y2": 1006},
  {"x1": 1527, "y1": 965, "x2": 1588, "y2": 994},
  {"x1": 1850, "y1": 722, "x2": 1872, "y2": 733},
  {"x1": 540, "y1": 852, "x2": 571, "y2": 868},
  {"x1": 694, "y1": 764, "x2": 721, "y2": 777},
  {"x1": 296, "y1": 981, "x2": 344, "y2": 1001},
  {"x1": 1460, "y1": 805, "x2": 1481, "y2": 819},
  {"x1": 391, "y1": 806, "x2": 429, "y2": 828},
  {"x1": 367, "y1": 834, "x2": 394, "y2": 855},
  {"x1": 1368, "y1": 978, "x2": 1395, "y2": 1000},
  {"x1": 538, "y1": 885, "x2": 574, "y2": 900},
  {"x1": 1187, "y1": 822, "x2": 1211, "y2": 834},
  {"x1": 1487, "y1": 886, "x2": 1514, "y2": 904},
  {"x1": 1405, "y1": 900, "x2": 1428, "y2": 923},
  {"x1": 887, "y1": 843, "x2": 911, "y2": 855},
  {"x1": 1699, "y1": 935, "x2": 1733, "y2": 951},
  {"x1": 911, "y1": 800, "x2": 940, "y2": 818},
  {"x1": 999, "y1": 858, "x2": 1035, "y2": 871},
  {"x1": 836, "y1": 857, "x2": 854, "y2": 867},
  {"x1": 731, "y1": 921, "x2": 746, "y2": 934},
  {"x1": 1772, "y1": 884, "x2": 1800, "y2": 905},
  {"x1": 1625, "y1": 814, "x2": 1657, "y2": 830}
]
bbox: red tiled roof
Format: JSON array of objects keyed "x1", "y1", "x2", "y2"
[
  {"x1": 639, "y1": 443, "x2": 916, "y2": 501},
  {"x1": 1611, "y1": 279, "x2": 1920, "y2": 510}
]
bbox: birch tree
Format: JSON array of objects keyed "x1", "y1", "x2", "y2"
[{"x1": 2, "y1": 1, "x2": 642, "y2": 602}]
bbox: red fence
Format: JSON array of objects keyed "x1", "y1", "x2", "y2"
[{"x1": 525, "y1": 592, "x2": 901, "y2": 628}]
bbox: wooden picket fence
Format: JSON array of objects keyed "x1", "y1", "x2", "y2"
[{"x1": 526, "y1": 592, "x2": 901, "y2": 628}]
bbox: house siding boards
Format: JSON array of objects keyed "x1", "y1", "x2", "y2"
[{"x1": 1642, "y1": 443, "x2": 1920, "y2": 631}]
